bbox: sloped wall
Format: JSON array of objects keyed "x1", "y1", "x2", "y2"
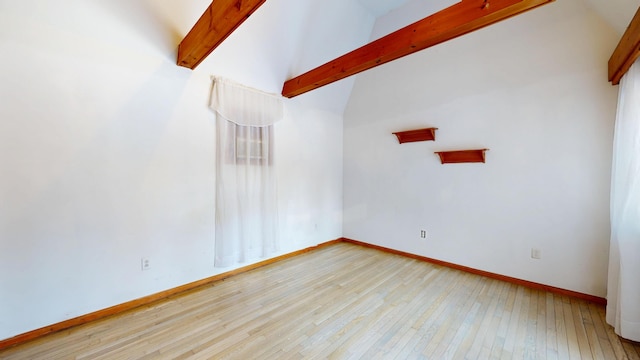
[
  {"x1": 343, "y1": 0, "x2": 619, "y2": 297},
  {"x1": 0, "y1": 0, "x2": 366, "y2": 340}
]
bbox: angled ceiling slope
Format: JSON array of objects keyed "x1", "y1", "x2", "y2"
[
  {"x1": 282, "y1": 0, "x2": 554, "y2": 98},
  {"x1": 177, "y1": 0, "x2": 555, "y2": 97},
  {"x1": 358, "y1": 0, "x2": 411, "y2": 17}
]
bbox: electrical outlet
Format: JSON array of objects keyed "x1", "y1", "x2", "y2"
[
  {"x1": 420, "y1": 230, "x2": 427, "y2": 239},
  {"x1": 141, "y1": 257, "x2": 151, "y2": 270},
  {"x1": 530, "y1": 248, "x2": 541, "y2": 260}
]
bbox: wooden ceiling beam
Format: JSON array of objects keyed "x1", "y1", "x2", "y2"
[
  {"x1": 282, "y1": 0, "x2": 554, "y2": 98},
  {"x1": 177, "y1": 0, "x2": 267, "y2": 69},
  {"x1": 609, "y1": 6, "x2": 640, "y2": 85}
]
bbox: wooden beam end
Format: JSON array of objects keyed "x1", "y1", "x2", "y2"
[{"x1": 608, "y1": 6, "x2": 640, "y2": 85}]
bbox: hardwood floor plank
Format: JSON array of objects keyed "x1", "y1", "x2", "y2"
[
  {"x1": 534, "y1": 290, "x2": 548, "y2": 359},
  {"x1": 587, "y1": 302, "x2": 617, "y2": 359},
  {"x1": 622, "y1": 340, "x2": 640, "y2": 360},
  {"x1": 418, "y1": 273, "x2": 480, "y2": 357},
  {"x1": 0, "y1": 242, "x2": 634, "y2": 360},
  {"x1": 563, "y1": 297, "x2": 583, "y2": 359},
  {"x1": 410, "y1": 271, "x2": 471, "y2": 357},
  {"x1": 372, "y1": 268, "x2": 453, "y2": 358},
  {"x1": 478, "y1": 281, "x2": 510, "y2": 359},
  {"x1": 321, "y1": 262, "x2": 428, "y2": 358},
  {"x1": 500, "y1": 287, "x2": 529, "y2": 359},
  {"x1": 344, "y1": 267, "x2": 456, "y2": 358},
  {"x1": 332, "y1": 271, "x2": 424, "y2": 356},
  {"x1": 450, "y1": 278, "x2": 498, "y2": 359},
  {"x1": 430, "y1": 274, "x2": 488, "y2": 358},
  {"x1": 554, "y1": 294, "x2": 571, "y2": 359},
  {"x1": 599, "y1": 303, "x2": 629, "y2": 359},
  {"x1": 492, "y1": 282, "x2": 518, "y2": 358},
  {"x1": 571, "y1": 298, "x2": 594, "y2": 360},
  {"x1": 579, "y1": 300, "x2": 604, "y2": 359},
  {"x1": 522, "y1": 288, "x2": 540, "y2": 359},
  {"x1": 511, "y1": 287, "x2": 533, "y2": 359},
  {"x1": 545, "y1": 292, "x2": 559, "y2": 360}
]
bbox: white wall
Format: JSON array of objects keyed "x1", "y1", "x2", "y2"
[
  {"x1": 343, "y1": 0, "x2": 619, "y2": 297},
  {"x1": 0, "y1": 0, "x2": 622, "y2": 342},
  {"x1": 0, "y1": 0, "x2": 359, "y2": 340}
]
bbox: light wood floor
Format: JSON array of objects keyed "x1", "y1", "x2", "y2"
[{"x1": 1, "y1": 242, "x2": 639, "y2": 359}]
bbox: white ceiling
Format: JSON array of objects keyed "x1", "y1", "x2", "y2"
[
  {"x1": 359, "y1": 0, "x2": 637, "y2": 35},
  {"x1": 175, "y1": 0, "x2": 638, "y2": 113},
  {"x1": 357, "y1": 0, "x2": 640, "y2": 34},
  {"x1": 358, "y1": 0, "x2": 411, "y2": 16},
  {"x1": 583, "y1": 0, "x2": 639, "y2": 35}
]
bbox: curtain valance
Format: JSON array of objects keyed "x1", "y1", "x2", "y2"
[{"x1": 209, "y1": 77, "x2": 284, "y2": 127}]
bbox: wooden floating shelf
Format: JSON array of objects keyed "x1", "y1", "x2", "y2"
[
  {"x1": 435, "y1": 149, "x2": 489, "y2": 164},
  {"x1": 392, "y1": 128, "x2": 437, "y2": 144}
]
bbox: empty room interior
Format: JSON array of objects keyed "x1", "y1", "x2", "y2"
[{"x1": 1, "y1": 0, "x2": 640, "y2": 358}]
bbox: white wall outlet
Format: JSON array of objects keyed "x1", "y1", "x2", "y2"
[
  {"x1": 420, "y1": 230, "x2": 427, "y2": 239},
  {"x1": 141, "y1": 257, "x2": 151, "y2": 270},
  {"x1": 530, "y1": 248, "x2": 541, "y2": 260}
]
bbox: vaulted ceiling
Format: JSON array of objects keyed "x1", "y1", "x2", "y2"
[
  {"x1": 358, "y1": 0, "x2": 412, "y2": 17},
  {"x1": 583, "y1": 0, "x2": 638, "y2": 34},
  {"x1": 174, "y1": 0, "x2": 638, "y2": 112},
  {"x1": 359, "y1": 0, "x2": 638, "y2": 32}
]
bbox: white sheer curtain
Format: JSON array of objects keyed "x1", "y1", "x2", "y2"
[
  {"x1": 607, "y1": 58, "x2": 640, "y2": 342},
  {"x1": 210, "y1": 77, "x2": 283, "y2": 267}
]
